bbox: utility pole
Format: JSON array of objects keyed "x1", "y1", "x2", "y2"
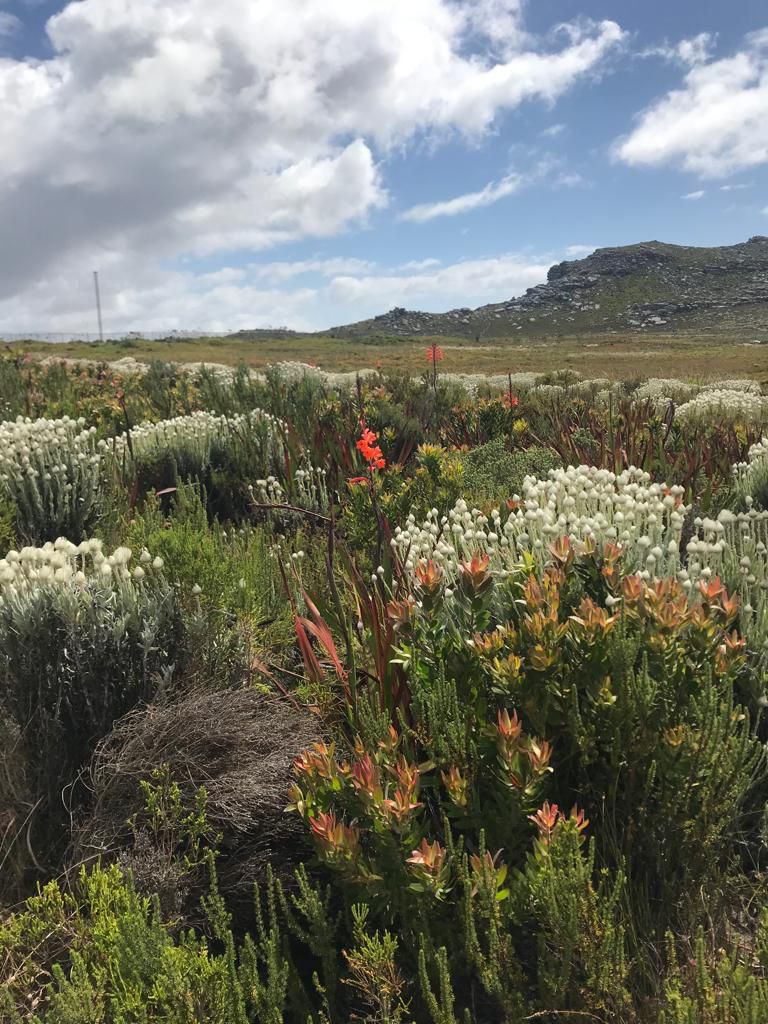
[{"x1": 93, "y1": 270, "x2": 104, "y2": 343}]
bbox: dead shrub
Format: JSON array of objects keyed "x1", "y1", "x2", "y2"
[{"x1": 70, "y1": 687, "x2": 322, "y2": 918}]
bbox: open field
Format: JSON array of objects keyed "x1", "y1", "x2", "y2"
[{"x1": 13, "y1": 330, "x2": 768, "y2": 380}]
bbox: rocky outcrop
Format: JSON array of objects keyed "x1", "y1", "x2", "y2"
[{"x1": 326, "y1": 237, "x2": 768, "y2": 339}]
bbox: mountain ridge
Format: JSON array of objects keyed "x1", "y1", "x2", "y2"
[{"x1": 321, "y1": 236, "x2": 768, "y2": 340}]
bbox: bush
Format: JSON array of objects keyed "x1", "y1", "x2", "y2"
[
  {"x1": 126, "y1": 483, "x2": 297, "y2": 678},
  {"x1": 107, "y1": 409, "x2": 287, "y2": 517},
  {"x1": 0, "y1": 539, "x2": 180, "y2": 894},
  {"x1": 290, "y1": 535, "x2": 763, "y2": 1013},
  {"x1": 73, "y1": 689, "x2": 322, "y2": 918},
  {"x1": 0, "y1": 861, "x2": 298, "y2": 1023},
  {"x1": 460, "y1": 438, "x2": 561, "y2": 500},
  {"x1": 0, "y1": 416, "x2": 108, "y2": 543}
]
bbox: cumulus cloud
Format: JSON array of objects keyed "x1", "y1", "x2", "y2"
[
  {"x1": 325, "y1": 253, "x2": 550, "y2": 317},
  {"x1": 0, "y1": 0, "x2": 624, "y2": 327},
  {"x1": 0, "y1": 251, "x2": 552, "y2": 335},
  {"x1": 616, "y1": 29, "x2": 768, "y2": 177}
]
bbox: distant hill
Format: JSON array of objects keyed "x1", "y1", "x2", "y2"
[{"x1": 323, "y1": 236, "x2": 768, "y2": 340}]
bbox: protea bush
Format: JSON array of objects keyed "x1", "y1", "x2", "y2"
[{"x1": 289, "y1": 523, "x2": 761, "y2": 1018}]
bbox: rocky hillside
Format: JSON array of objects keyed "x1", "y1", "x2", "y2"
[{"x1": 326, "y1": 236, "x2": 768, "y2": 340}]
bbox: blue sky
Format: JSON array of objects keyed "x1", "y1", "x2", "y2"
[{"x1": 0, "y1": 0, "x2": 766, "y2": 334}]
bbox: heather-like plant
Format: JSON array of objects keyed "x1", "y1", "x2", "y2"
[
  {"x1": 657, "y1": 921, "x2": 768, "y2": 1024},
  {"x1": 0, "y1": 861, "x2": 291, "y2": 1024}
]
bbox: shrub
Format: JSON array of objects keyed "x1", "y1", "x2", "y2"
[
  {"x1": 73, "y1": 689, "x2": 321, "y2": 918},
  {"x1": 460, "y1": 438, "x2": 561, "y2": 500},
  {"x1": 0, "y1": 538, "x2": 180, "y2": 893},
  {"x1": 106, "y1": 409, "x2": 287, "y2": 516},
  {"x1": 291, "y1": 534, "x2": 762, "y2": 1009},
  {"x1": 0, "y1": 861, "x2": 294, "y2": 1023},
  {"x1": 125, "y1": 483, "x2": 297, "y2": 677},
  {"x1": 0, "y1": 416, "x2": 107, "y2": 543}
]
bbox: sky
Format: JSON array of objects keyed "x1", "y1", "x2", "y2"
[{"x1": 0, "y1": 0, "x2": 767, "y2": 335}]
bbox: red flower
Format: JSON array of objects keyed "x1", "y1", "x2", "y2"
[
  {"x1": 356, "y1": 425, "x2": 386, "y2": 472},
  {"x1": 426, "y1": 344, "x2": 444, "y2": 363}
]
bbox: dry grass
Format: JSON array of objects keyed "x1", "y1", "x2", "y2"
[
  {"x1": 12, "y1": 331, "x2": 768, "y2": 381},
  {"x1": 71, "y1": 688, "x2": 321, "y2": 914}
]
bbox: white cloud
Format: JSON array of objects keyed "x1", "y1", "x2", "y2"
[
  {"x1": 676, "y1": 32, "x2": 716, "y2": 67},
  {"x1": 720, "y1": 182, "x2": 751, "y2": 191},
  {"x1": 639, "y1": 32, "x2": 715, "y2": 67},
  {"x1": 0, "y1": 0, "x2": 625, "y2": 325},
  {"x1": 540, "y1": 123, "x2": 566, "y2": 137},
  {"x1": 616, "y1": 29, "x2": 768, "y2": 177},
  {"x1": 400, "y1": 154, "x2": 584, "y2": 224},
  {"x1": 682, "y1": 190, "x2": 705, "y2": 200},
  {"x1": 397, "y1": 258, "x2": 442, "y2": 271},
  {"x1": 325, "y1": 254, "x2": 550, "y2": 316},
  {"x1": 0, "y1": 11, "x2": 20, "y2": 36},
  {"x1": 400, "y1": 174, "x2": 523, "y2": 222},
  {"x1": 554, "y1": 171, "x2": 585, "y2": 188},
  {"x1": 763, "y1": 205, "x2": 768, "y2": 216},
  {"x1": 565, "y1": 244, "x2": 595, "y2": 258},
  {"x1": 250, "y1": 257, "x2": 377, "y2": 284},
  {"x1": 0, "y1": 251, "x2": 553, "y2": 335}
]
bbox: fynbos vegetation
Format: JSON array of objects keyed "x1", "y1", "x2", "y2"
[{"x1": 3, "y1": 354, "x2": 768, "y2": 1023}]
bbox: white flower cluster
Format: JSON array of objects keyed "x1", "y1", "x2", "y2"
[
  {"x1": 712, "y1": 379, "x2": 762, "y2": 395},
  {"x1": 530, "y1": 384, "x2": 566, "y2": 399},
  {"x1": 106, "y1": 409, "x2": 285, "y2": 466},
  {"x1": 676, "y1": 388, "x2": 768, "y2": 426},
  {"x1": 732, "y1": 436, "x2": 768, "y2": 502},
  {"x1": 572, "y1": 378, "x2": 615, "y2": 395},
  {"x1": 0, "y1": 415, "x2": 101, "y2": 486},
  {"x1": 632, "y1": 379, "x2": 697, "y2": 405},
  {"x1": 393, "y1": 465, "x2": 688, "y2": 581},
  {"x1": 0, "y1": 415, "x2": 105, "y2": 541},
  {"x1": 0, "y1": 537, "x2": 163, "y2": 594},
  {"x1": 679, "y1": 508, "x2": 768, "y2": 658},
  {"x1": 441, "y1": 372, "x2": 542, "y2": 397},
  {"x1": 253, "y1": 461, "x2": 330, "y2": 514},
  {"x1": 390, "y1": 454, "x2": 768, "y2": 659},
  {"x1": 266, "y1": 361, "x2": 376, "y2": 390}
]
